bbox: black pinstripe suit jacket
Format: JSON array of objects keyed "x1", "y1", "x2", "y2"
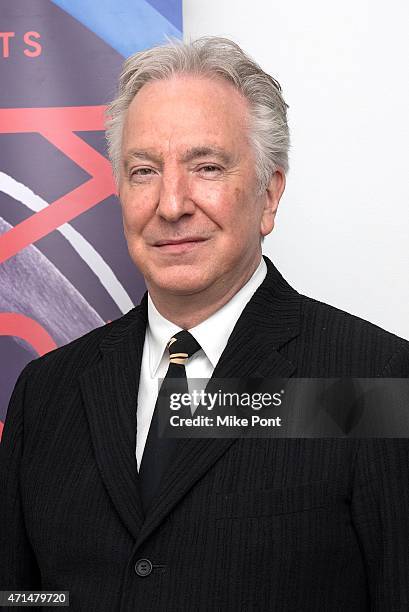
[{"x1": 1, "y1": 256, "x2": 409, "y2": 611}]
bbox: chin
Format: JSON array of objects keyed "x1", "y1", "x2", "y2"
[
  {"x1": 150, "y1": 268, "x2": 211, "y2": 296},
  {"x1": 158, "y1": 280, "x2": 209, "y2": 296}
]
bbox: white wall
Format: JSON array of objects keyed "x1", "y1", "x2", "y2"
[{"x1": 183, "y1": 0, "x2": 409, "y2": 340}]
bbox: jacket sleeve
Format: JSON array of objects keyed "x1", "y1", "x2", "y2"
[
  {"x1": 0, "y1": 362, "x2": 42, "y2": 592},
  {"x1": 351, "y1": 344, "x2": 409, "y2": 610}
]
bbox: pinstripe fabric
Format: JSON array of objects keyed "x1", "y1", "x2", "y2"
[{"x1": 1, "y1": 256, "x2": 408, "y2": 611}]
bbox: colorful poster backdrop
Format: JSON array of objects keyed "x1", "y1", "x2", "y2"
[{"x1": 0, "y1": 0, "x2": 183, "y2": 439}]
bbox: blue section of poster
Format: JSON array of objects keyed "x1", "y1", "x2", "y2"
[{"x1": 50, "y1": 0, "x2": 182, "y2": 56}]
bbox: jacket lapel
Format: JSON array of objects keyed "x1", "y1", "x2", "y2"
[
  {"x1": 135, "y1": 256, "x2": 301, "y2": 549},
  {"x1": 79, "y1": 296, "x2": 148, "y2": 541}
]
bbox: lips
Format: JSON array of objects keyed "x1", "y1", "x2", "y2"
[
  {"x1": 154, "y1": 237, "x2": 207, "y2": 246},
  {"x1": 152, "y1": 236, "x2": 208, "y2": 254}
]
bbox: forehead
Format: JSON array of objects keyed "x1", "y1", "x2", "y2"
[{"x1": 121, "y1": 75, "x2": 251, "y2": 155}]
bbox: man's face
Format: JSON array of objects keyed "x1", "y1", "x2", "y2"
[{"x1": 119, "y1": 75, "x2": 284, "y2": 300}]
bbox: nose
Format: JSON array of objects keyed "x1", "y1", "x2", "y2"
[{"x1": 156, "y1": 168, "x2": 195, "y2": 222}]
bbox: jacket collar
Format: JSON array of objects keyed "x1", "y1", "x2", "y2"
[{"x1": 80, "y1": 256, "x2": 301, "y2": 544}]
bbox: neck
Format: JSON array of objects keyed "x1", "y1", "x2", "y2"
[{"x1": 148, "y1": 257, "x2": 261, "y2": 329}]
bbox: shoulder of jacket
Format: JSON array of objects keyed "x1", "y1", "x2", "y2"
[
  {"x1": 23, "y1": 306, "x2": 142, "y2": 377},
  {"x1": 299, "y1": 293, "x2": 409, "y2": 368}
]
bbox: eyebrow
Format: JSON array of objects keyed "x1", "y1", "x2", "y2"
[
  {"x1": 123, "y1": 146, "x2": 235, "y2": 168},
  {"x1": 180, "y1": 146, "x2": 234, "y2": 165},
  {"x1": 124, "y1": 149, "x2": 162, "y2": 166}
]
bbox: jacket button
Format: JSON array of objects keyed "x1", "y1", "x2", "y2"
[{"x1": 134, "y1": 558, "x2": 153, "y2": 577}]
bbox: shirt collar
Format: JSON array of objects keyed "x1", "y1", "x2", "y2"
[
  {"x1": 147, "y1": 298, "x2": 181, "y2": 378},
  {"x1": 147, "y1": 256, "x2": 267, "y2": 377}
]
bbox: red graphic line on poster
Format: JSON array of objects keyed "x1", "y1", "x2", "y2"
[
  {"x1": 0, "y1": 106, "x2": 116, "y2": 265},
  {"x1": 0, "y1": 313, "x2": 57, "y2": 354},
  {"x1": 0, "y1": 312, "x2": 57, "y2": 441}
]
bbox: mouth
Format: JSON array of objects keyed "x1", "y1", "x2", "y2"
[{"x1": 152, "y1": 237, "x2": 208, "y2": 253}]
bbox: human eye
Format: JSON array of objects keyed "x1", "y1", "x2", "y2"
[
  {"x1": 197, "y1": 164, "x2": 223, "y2": 177},
  {"x1": 130, "y1": 167, "x2": 157, "y2": 182}
]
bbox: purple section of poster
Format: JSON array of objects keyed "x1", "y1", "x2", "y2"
[
  {"x1": 0, "y1": 0, "x2": 150, "y2": 422},
  {"x1": 1, "y1": 0, "x2": 124, "y2": 107}
]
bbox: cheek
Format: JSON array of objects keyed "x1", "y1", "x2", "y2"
[
  {"x1": 233, "y1": 187, "x2": 263, "y2": 224},
  {"x1": 120, "y1": 190, "x2": 156, "y2": 233},
  {"x1": 190, "y1": 180, "x2": 224, "y2": 206},
  {"x1": 190, "y1": 182, "x2": 244, "y2": 223}
]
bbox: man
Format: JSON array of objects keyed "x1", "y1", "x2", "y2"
[{"x1": 1, "y1": 37, "x2": 408, "y2": 611}]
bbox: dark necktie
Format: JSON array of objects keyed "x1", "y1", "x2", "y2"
[{"x1": 138, "y1": 330, "x2": 201, "y2": 513}]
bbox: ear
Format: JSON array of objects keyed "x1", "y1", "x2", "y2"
[{"x1": 260, "y1": 169, "x2": 286, "y2": 237}]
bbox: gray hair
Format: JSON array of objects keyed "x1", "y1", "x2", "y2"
[{"x1": 106, "y1": 36, "x2": 289, "y2": 190}]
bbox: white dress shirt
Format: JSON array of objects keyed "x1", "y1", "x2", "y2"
[{"x1": 136, "y1": 257, "x2": 267, "y2": 469}]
